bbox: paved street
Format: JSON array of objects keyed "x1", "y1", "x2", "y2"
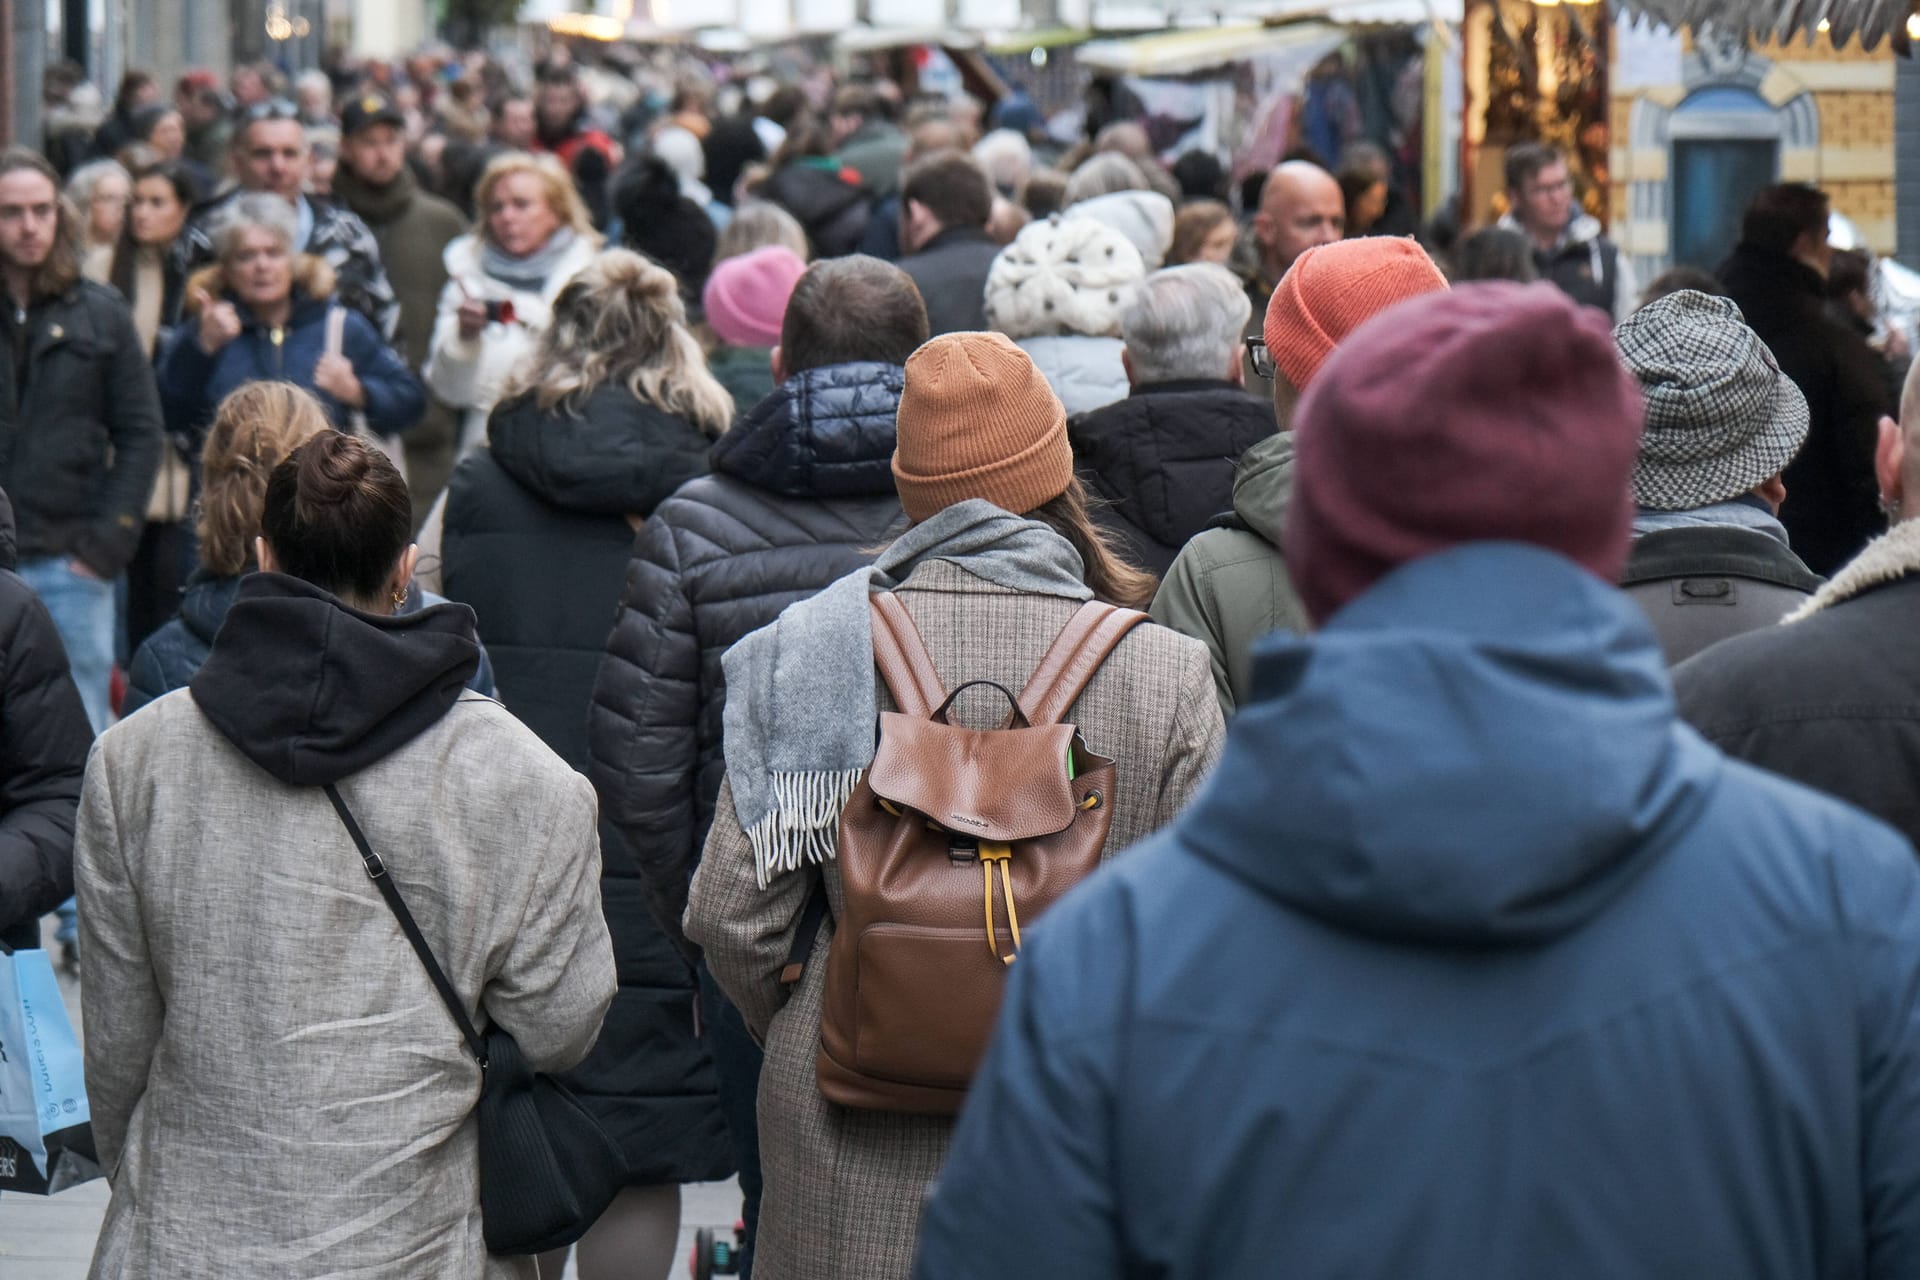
[{"x1": 0, "y1": 921, "x2": 743, "y2": 1279}]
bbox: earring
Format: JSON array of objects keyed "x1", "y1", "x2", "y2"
[
  {"x1": 1880, "y1": 495, "x2": 1903, "y2": 521},
  {"x1": 391, "y1": 584, "x2": 409, "y2": 611}
]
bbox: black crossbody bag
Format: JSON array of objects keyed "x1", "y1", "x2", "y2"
[{"x1": 323, "y1": 784, "x2": 627, "y2": 1255}]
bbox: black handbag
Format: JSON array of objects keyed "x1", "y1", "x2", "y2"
[{"x1": 323, "y1": 784, "x2": 627, "y2": 1255}]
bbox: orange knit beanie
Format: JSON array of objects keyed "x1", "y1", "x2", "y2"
[
  {"x1": 1264, "y1": 237, "x2": 1449, "y2": 389},
  {"x1": 893, "y1": 332, "x2": 1073, "y2": 521}
]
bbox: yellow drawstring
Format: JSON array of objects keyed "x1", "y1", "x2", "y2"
[{"x1": 980, "y1": 843, "x2": 1020, "y2": 965}]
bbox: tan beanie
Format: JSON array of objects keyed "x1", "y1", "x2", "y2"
[{"x1": 893, "y1": 332, "x2": 1073, "y2": 521}]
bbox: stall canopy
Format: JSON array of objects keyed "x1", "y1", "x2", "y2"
[
  {"x1": 1610, "y1": 0, "x2": 1916, "y2": 52},
  {"x1": 1078, "y1": 21, "x2": 1344, "y2": 75}
]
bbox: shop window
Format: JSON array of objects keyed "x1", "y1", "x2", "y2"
[{"x1": 1668, "y1": 87, "x2": 1780, "y2": 269}]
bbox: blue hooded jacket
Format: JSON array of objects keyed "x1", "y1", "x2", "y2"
[{"x1": 915, "y1": 544, "x2": 1920, "y2": 1280}]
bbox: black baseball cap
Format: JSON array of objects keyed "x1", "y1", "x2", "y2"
[{"x1": 340, "y1": 92, "x2": 406, "y2": 137}]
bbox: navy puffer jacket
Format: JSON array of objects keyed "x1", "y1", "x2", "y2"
[{"x1": 587, "y1": 361, "x2": 908, "y2": 955}]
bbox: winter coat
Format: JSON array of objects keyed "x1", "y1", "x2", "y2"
[
  {"x1": 178, "y1": 191, "x2": 400, "y2": 342},
  {"x1": 896, "y1": 227, "x2": 1001, "y2": 336},
  {"x1": 76, "y1": 572, "x2": 615, "y2": 1278},
  {"x1": 124, "y1": 574, "x2": 496, "y2": 717},
  {"x1": 0, "y1": 277, "x2": 164, "y2": 577},
  {"x1": 424, "y1": 232, "x2": 600, "y2": 453},
  {"x1": 1017, "y1": 334, "x2": 1129, "y2": 418},
  {"x1": 687, "y1": 559, "x2": 1225, "y2": 1280},
  {"x1": 157, "y1": 283, "x2": 425, "y2": 446},
  {"x1": 915, "y1": 543, "x2": 1920, "y2": 1280},
  {"x1": 586, "y1": 361, "x2": 909, "y2": 958},
  {"x1": 1070, "y1": 380, "x2": 1276, "y2": 575},
  {"x1": 1620, "y1": 522, "x2": 1822, "y2": 666},
  {"x1": 0, "y1": 488, "x2": 91, "y2": 949},
  {"x1": 758, "y1": 161, "x2": 871, "y2": 259},
  {"x1": 1497, "y1": 211, "x2": 1637, "y2": 321},
  {"x1": 331, "y1": 166, "x2": 465, "y2": 374},
  {"x1": 707, "y1": 343, "x2": 776, "y2": 416},
  {"x1": 1150, "y1": 431, "x2": 1311, "y2": 716},
  {"x1": 440, "y1": 385, "x2": 728, "y2": 1185},
  {"x1": 1673, "y1": 518, "x2": 1920, "y2": 850},
  {"x1": 1718, "y1": 243, "x2": 1895, "y2": 576},
  {"x1": 839, "y1": 120, "x2": 908, "y2": 199}
]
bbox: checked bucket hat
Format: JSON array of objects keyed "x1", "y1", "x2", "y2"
[{"x1": 1614, "y1": 289, "x2": 1810, "y2": 512}]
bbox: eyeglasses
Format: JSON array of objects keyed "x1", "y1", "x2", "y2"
[
  {"x1": 1244, "y1": 335, "x2": 1276, "y2": 381},
  {"x1": 239, "y1": 98, "x2": 299, "y2": 125}
]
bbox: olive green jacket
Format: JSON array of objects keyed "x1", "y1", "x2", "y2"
[{"x1": 1150, "y1": 431, "x2": 1311, "y2": 717}]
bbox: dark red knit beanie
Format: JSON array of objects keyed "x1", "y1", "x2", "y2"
[{"x1": 1285, "y1": 282, "x2": 1646, "y2": 625}]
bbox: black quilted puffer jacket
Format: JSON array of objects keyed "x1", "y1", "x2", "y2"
[{"x1": 586, "y1": 361, "x2": 908, "y2": 955}]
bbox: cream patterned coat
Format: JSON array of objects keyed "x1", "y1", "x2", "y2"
[
  {"x1": 75, "y1": 691, "x2": 616, "y2": 1279},
  {"x1": 688, "y1": 559, "x2": 1225, "y2": 1280}
]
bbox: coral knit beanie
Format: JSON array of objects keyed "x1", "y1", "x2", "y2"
[
  {"x1": 1265, "y1": 237, "x2": 1449, "y2": 389},
  {"x1": 1286, "y1": 281, "x2": 1646, "y2": 625},
  {"x1": 893, "y1": 332, "x2": 1073, "y2": 521},
  {"x1": 702, "y1": 245, "x2": 808, "y2": 349}
]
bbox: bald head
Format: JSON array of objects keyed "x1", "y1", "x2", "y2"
[{"x1": 1255, "y1": 161, "x2": 1343, "y2": 280}]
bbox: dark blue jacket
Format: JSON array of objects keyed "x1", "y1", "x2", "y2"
[
  {"x1": 124, "y1": 572, "x2": 494, "y2": 717},
  {"x1": 916, "y1": 544, "x2": 1920, "y2": 1280},
  {"x1": 156, "y1": 289, "x2": 424, "y2": 447}
]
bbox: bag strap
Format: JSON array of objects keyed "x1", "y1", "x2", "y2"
[
  {"x1": 324, "y1": 305, "x2": 346, "y2": 359},
  {"x1": 778, "y1": 880, "x2": 834, "y2": 986},
  {"x1": 1017, "y1": 602, "x2": 1150, "y2": 728},
  {"x1": 323, "y1": 783, "x2": 488, "y2": 1067},
  {"x1": 868, "y1": 592, "x2": 946, "y2": 719}
]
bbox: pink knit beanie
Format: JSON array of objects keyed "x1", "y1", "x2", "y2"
[{"x1": 703, "y1": 246, "x2": 807, "y2": 349}]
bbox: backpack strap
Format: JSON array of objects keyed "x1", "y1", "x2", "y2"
[
  {"x1": 1017, "y1": 602, "x2": 1150, "y2": 728},
  {"x1": 869, "y1": 591, "x2": 946, "y2": 719}
]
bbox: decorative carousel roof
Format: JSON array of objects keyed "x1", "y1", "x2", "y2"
[{"x1": 1610, "y1": 0, "x2": 1916, "y2": 52}]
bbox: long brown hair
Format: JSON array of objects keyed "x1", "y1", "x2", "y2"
[
  {"x1": 0, "y1": 148, "x2": 82, "y2": 301},
  {"x1": 196, "y1": 383, "x2": 333, "y2": 576},
  {"x1": 1027, "y1": 478, "x2": 1159, "y2": 610}
]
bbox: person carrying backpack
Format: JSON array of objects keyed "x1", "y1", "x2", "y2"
[{"x1": 686, "y1": 331, "x2": 1224, "y2": 1280}]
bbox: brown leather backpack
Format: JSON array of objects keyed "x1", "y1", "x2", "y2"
[{"x1": 806, "y1": 591, "x2": 1146, "y2": 1115}]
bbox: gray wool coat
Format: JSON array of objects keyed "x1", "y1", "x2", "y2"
[
  {"x1": 687, "y1": 559, "x2": 1226, "y2": 1280},
  {"x1": 74, "y1": 690, "x2": 617, "y2": 1279}
]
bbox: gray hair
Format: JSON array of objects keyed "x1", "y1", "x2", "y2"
[
  {"x1": 1064, "y1": 152, "x2": 1148, "y2": 207},
  {"x1": 66, "y1": 158, "x2": 131, "y2": 209},
  {"x1": 1120, "y1": 263, "x2": 1252, "y2": 385},
  {"x1": 211, "y1": 192, "x2": 300, "y2": 262},
  {"x1": 972, "y1": 128, "x2": 1032, "y2": 194}
]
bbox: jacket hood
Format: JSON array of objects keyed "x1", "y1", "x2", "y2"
[
  {"x1": 487, "y1": 385, "x2": 715, "y2": 518},
  {"x1": 1071, "y1": 382, "x2": 1275, "y2": 550},
  {"x1": 710, "y1": 361, "x2": 904, "y2": 499},
  {"x1": 189, "y1": 572, "x2": 481, "y2": 787},
  {"x1": 1183, "y1": 543, "x2": 1716, "y2": 945},
  {"x1": 1497, "y1": 210, "x2": 1605, "y2": 251},
  {"x1": 0, "y1": 488, "x2": 14, "y2": 570},
  {"x1": 1230, "y1": 430, "x2": 1294, "y2": 547}
]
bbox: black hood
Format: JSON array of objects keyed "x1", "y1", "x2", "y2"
[
  {"x1": 0, "y1": 487, "x2": 15, "y2": 570},
  {"x1": 487, "y1": 386, "x2": 714, "y2": 519},
  {"x1": 189, "y1": 573, "x2": 480, "y2": 786},
  {"x1": 710, "y1": 361, "x2": 903, "y2": 500}
]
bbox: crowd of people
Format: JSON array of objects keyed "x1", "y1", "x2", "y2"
[{"x1": 3, "y1": 41, "x2": 1920, "y2": 1280}]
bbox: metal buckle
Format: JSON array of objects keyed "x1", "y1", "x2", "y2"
[{"x1": 363, "y1": 852, "x2": 387, "y2": 880}]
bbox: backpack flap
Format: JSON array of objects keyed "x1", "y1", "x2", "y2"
[{"x1": 865, "y1": 714, "x2": 1081, "y2": 843}]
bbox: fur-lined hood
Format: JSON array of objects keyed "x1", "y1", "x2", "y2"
[
  {"x1": 1785, "y1": 518, "x2": 1918, "y2": 621},
  {"x1": 182, "y1": 256, "x2": 335, "y2": 317}
]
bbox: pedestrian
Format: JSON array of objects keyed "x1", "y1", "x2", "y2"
[
  {"x1": 1064, "y1": 186, "x2": 1176, "y2": 271},
  {"x1": 972, "y1": 128, "x2": 1032, "y2": 200},
  {"x1": 715, "y1": 199, "x2": 811, "y2": 264},
  {"x1": 1245, "y1": 160, "x2": 1343, "y2": 308},
  {"x1": 1672, "y1": 356, "x2": 1920, "y2": 846},
  {"x1": 984, "y1": 216, "x2": 1145, "y2": 416},
  {"x1": 1153, "y1": 236, "x2": 1446, "y2": 714},
  {"x1": 893, "y1": 150, "x2": 1000, "y2": 335},
  {"x1": 915, "y1": 281, "x2": 1920, "y2": 1280},
  {"x1": 649, "y1": 124, "x2": 733, "y2": 230},
  {"x1": 77, "y1": 430, "x2": 615, "y2": 1277},
  {"x1": 1450, "y1": 225, "x2": 1537, "y2": 283},
  {"x1": 1718, "y1": 183, "x2": 1895, "y2": 575},
  {"x1": 434, "y1": 249, "x2": 732, "y2": 1280},
  {"x1": 533, "y1": 64, "x2": 617, "y2": 227},
  {"x1": 829, "y1": 85, "x2": 908, "y2": 200},
  {"x1": 158, "y1": 195, "x2": 424, "y2": 445},
  {"x1": 611, "y1": 152, "x2": 718, "y2": 305},
  {"x1": 68, "y1": 158, "x2": 131, "y2": 284},
  {"x1": 1167, "y1": 199, "x2": 1236, "y2": 267},
  {"x1": 331, "y1": 90, "x2": 468, "y2": 520},
  {"x1": 1499, "y1": 143, "x2": 1636, "y2": 321},
  {"x1": 0, "y1": 485, "x2": 91, "y2": 954},
  {"x1": 174, "y1": 72, "x2": 231, "y2": 178},
  {"x1": 755, "y1": 117, "x2": 872, "y2": 258},
  {"x1": 89, "y1": 71, "x2": 161, "y2": 162},
  {"x1": 701, "y1": 244, "x2": 807, "y2": 413},
  {"x1": 1070, "y1": 262, "x2": 1275, "y2": 574},
  {"x1": 423, "y1": 151, "x2": 600, "y2": 455},
  {"x1": 588, "y1": 255, "x2": 931, "y2": 1277},
  {"x1": 1614, "y1": 290, "x2": 1822, "y2": 663},
  {"x1": 125, "y1": 382, "x2": 493, "y2": 716},
  {"x1": 109, "y1": 161, "x2": 199, "y2": 653},
  {"x1": 687, "y1": 329, "x2": 1224, "y2": 1280},
  {"x1": 176, "y1": 100, "x2": 400, "y2": 342}
]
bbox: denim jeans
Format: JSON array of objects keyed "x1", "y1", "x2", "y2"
[
  {"x1": 699, "y1": 962, "x2": 762, "y2": 1277},
  {"x1": 17, "y1": 556, "x2": 112, "y2": 947}
]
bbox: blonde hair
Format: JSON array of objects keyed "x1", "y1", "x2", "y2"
[
  {"x1": 472, "y1": 150, "x2": 599, "y2": 244},
  {"x1": 506, "y1": 249, "x2": 734, "y2": 436},
  {"x1": 715, "y1": 200, "x2": 810, "y2": 264},
  {"x1": 195, "y1": 383, "x2": 333, "y2": 576}
]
